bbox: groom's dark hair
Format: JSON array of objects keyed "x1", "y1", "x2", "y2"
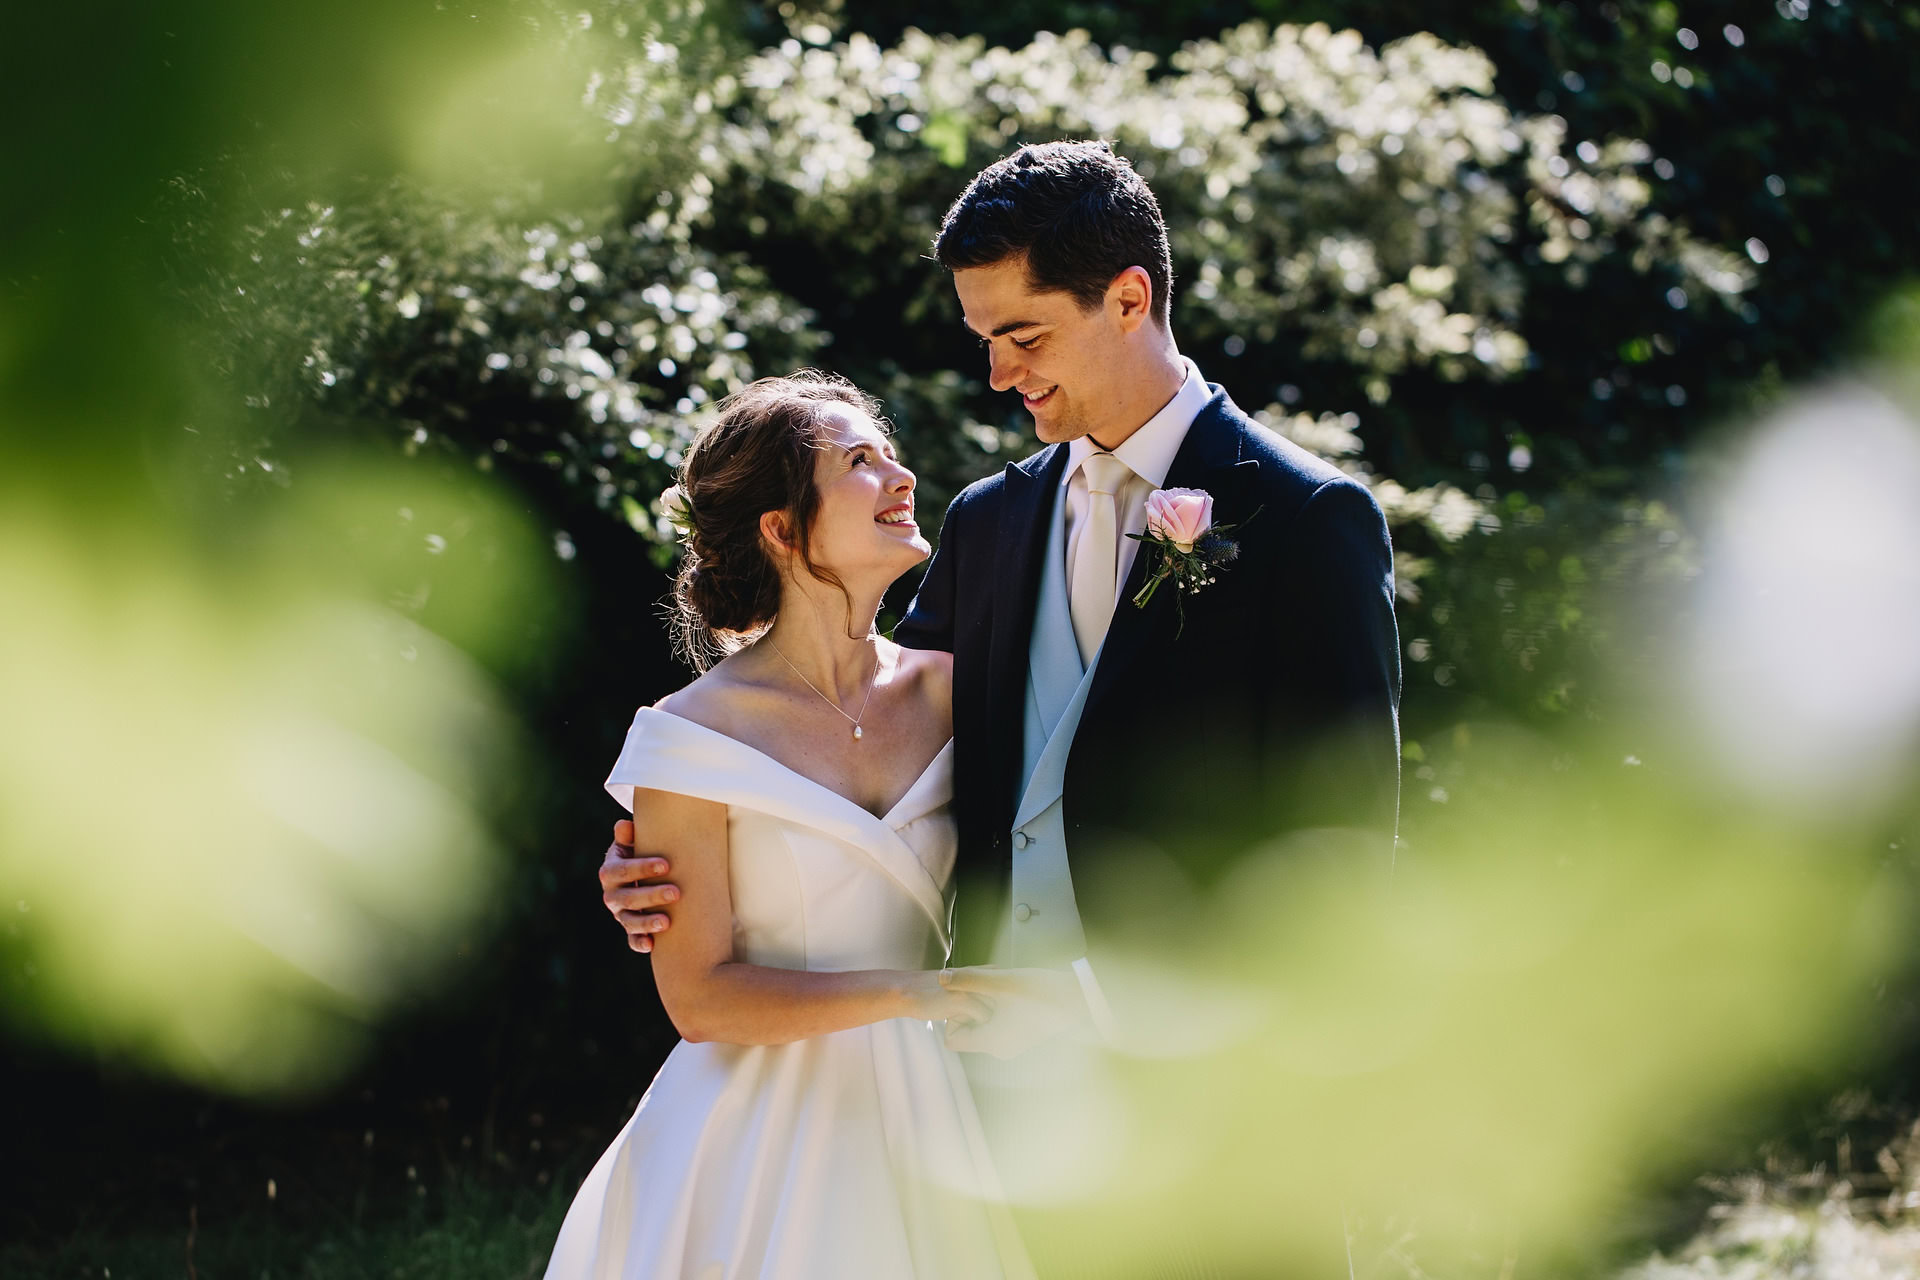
[{"x1": 934, "y1": 140, "x2": 1174, "y2": 327}]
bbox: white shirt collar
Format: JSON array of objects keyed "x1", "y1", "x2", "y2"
[{"x1": 1066, "y1": 356, "x2": 1211, "y2": 489}]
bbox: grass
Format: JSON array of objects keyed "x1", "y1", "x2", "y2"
[
  {"x1": 2, "y1": 1171, "x2": 577, "y2": 1280},
  {"x1": 15, "y1": 1166, "x2": 1920, "y2": 1280},
  {"x1": 1621, "y1": 1190, "x2": 1920, "y2": 1279},
  {"x1": 1620, "y1": 1114, "x2": 1920, "y2": 1279},
  {"x1": 12, "y1": 1088, "x2": 1920, "y2": 1279}
]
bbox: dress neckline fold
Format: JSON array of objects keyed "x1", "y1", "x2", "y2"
[
  {"x1": 606, "y1": 708, "x2": 954, "y2": 945},
  {"x1": 643, "y1": 707, "x2": 954, "y2": 826}
]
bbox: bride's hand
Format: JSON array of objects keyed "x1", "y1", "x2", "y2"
[
  {"x1": 938, "y1": 965, "x2": 1080, "y2": 1011},
  {"x1": 898, "y1": 971, "x2": 990, "y2": 1027},
  {"x1": 936, "y1": 967, "x2": 1089, "y2": 1059}
]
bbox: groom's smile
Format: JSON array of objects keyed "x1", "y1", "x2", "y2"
[
  {"x1": 952, "y1": 254, "x2": 1171, "y2": 450},
  {"x1": 952, "y1": 257, "x2": 1112, "y2": 445}
]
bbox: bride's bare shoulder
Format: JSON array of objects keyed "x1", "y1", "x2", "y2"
[
  {"x1": 891, "y1": 643, "x2": 953, "y2": 719},
  {"x1": 652, "y1": 655, "x2": 767, "y2": 737},
  {"x1": 895, "y1": 643, "x2": 952, "y2": 681}
]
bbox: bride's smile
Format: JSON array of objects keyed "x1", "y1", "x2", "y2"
[{"x1": 801, "y1": 404, "x2": 932, "y2": 578}]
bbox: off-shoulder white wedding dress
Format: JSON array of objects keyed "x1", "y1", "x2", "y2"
[{"x1": 544, "y1": 708, "x2": 1034, "y2": 1279}]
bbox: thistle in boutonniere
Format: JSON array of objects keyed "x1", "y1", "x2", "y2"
[{"x1": 1126, "y1": 488, "x2": 1255, "y2": 633}]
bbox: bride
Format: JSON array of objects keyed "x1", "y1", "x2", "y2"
[{"x1": 544, "y1": 372, "x2": 1035, "y2": 1278}]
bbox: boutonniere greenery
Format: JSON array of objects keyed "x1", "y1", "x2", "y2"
[{"x1": 1126, "y1": 488, "x2": 1256, "y2": 633}]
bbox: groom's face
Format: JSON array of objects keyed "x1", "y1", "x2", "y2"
[{"x1": 953, "y1": 257, "x2": 1133, "y2": 445}]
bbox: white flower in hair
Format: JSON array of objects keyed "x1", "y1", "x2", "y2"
[{"x1": 660, "y1": 484, "x2": 694, "y2": 541}]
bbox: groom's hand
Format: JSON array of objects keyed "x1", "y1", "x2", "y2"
[
  {"x1": 940, "y1": 966, "x2": 1080, "y2": 1007},
  {"x1": 938, "y1": 966, "x2": 1089, "y2": 1058},
  {"x1": 599, "y1": 819, "x2": 680, "y2": 953}
]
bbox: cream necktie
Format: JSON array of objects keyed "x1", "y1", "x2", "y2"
[{"x1": 1070, "y1": 451, "x2": 1132, "y2": 666}]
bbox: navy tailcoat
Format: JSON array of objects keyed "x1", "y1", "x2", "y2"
[{"x1": 896, "y1": 385, "x2": 1402, "y2": 963}]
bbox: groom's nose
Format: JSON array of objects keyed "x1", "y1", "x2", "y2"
[{"x1": 986, "y1": 343, "x2": 1022, "y2": 393}]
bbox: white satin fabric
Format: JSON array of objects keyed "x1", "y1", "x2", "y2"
[{"x1": 544, "y1": 709, "x2": 1034, "y2": 1280}]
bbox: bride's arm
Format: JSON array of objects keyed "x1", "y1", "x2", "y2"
[{"x1": 636, "y1": 785, "x2": 984, "y2": 1045}]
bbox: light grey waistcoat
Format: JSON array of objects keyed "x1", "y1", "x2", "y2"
[{"x1": 989, "y1": 482, "x2": 1102, "y2": 968}]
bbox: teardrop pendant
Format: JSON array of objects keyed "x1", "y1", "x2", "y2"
[{"x1": 852, "y1": 724, "x2": 863, "y2": 741}]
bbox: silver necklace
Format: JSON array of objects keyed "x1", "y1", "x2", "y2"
[{"x1": 767, "y1": 637, "x2": 881, "y2": 741}]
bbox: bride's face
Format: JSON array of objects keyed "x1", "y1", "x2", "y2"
[{"x1": 793, "y1": 404, "x2": 929, "y2": 584}]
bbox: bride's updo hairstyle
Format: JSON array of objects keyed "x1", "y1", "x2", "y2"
[{"x1": 668, "y1": 371, "x2": 886, "y2": 672}]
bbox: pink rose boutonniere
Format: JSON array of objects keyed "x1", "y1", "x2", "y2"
[
  {"x1": 1126, "y1": 487, "x2": 1257, "y2": 633},
  {"x1": 1145, "y1": 488, "x2": 1213, "y2": 552}
]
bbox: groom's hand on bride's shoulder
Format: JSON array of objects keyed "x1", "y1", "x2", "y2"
[{"x1": 599, "y1": 819, "x2": 680, "y2": 954}]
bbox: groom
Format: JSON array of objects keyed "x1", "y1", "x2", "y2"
[{"x1": 603, "y1": 139, "x2": 1400, "y2": 1002}]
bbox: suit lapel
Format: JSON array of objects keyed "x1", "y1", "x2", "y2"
[
  {"x1": 986, "y1": 445, "x2": 1067, "y2": 828},
  {"x1": 1082, "y1": 391, "x2": 1261, "y2": 723}
]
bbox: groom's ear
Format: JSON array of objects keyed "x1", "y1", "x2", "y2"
[{"x1": 1106, "y1": 265, "x2": 1155, "y2": 333}]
